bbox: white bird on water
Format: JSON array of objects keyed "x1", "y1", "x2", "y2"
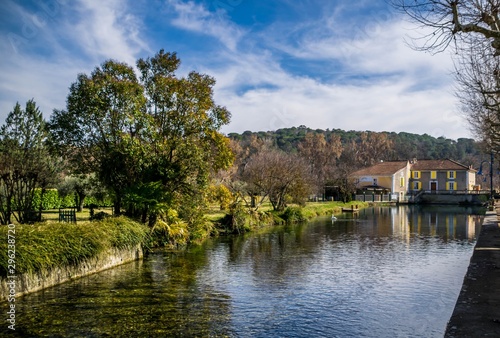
[{"x1": 331, "y1": 215, "x2": 337, "y2": 221}]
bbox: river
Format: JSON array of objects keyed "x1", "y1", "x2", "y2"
[{"x1": 1, "y1": 205, "x2": 484, "y2": 337}]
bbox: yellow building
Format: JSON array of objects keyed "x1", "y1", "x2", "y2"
[{"x1": 350, "y1": 161, "x2": 411, "y2": 202}]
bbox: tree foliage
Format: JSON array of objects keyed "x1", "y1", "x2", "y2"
[
  {"x1": 49, "y1": 50, "x2": 233, "y2": 226},
  {"x1": 136, "y1": 51, "x2": 233, "y2": 222},
  {"x1": 226, "y1": 127, "x2": 481, "y2": 202},
  {"x1": 297, "y1": 133, "x2": 342, "y2": 193},
  {"x1": 228, "y1": 127, "x2": 479, "y2": 164},
  {"x1": 50, "y1": 60, "x2": 147, "y2": 215},
  {"x1": 0, "y1": 100, "x2": 59, "y2": 224}
]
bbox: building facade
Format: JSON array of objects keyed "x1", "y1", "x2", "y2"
[
  {"x1": 350, "y1": 161, "x2": 411, "y2": 201},
  {"x1": 409, "y1": 159, "x2": 476, "y2": 192},
  {"x1": 350, "y1": 159, "x2": 477, "y2": 202}
]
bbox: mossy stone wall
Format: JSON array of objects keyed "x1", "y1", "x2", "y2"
[{"x1": 0, "y1": 245, "x2": 142, "y2": 301}]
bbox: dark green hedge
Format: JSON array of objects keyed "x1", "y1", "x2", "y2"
[
  {"x1": 32, "y1": 189, "x2": 74, "y2": 210},
  {"x1": 31, "y1": 188, "x2": 113, "y2": 210}
]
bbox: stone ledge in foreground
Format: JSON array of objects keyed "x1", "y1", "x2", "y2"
[{"x1": 445, "y1": 209, "x2": 500, "y2": 337}]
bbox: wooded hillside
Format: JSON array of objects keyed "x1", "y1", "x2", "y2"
[{"x1": 228, "y1": 126, "x2": 480, "y2": 164}]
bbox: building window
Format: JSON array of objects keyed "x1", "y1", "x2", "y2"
[
  {"x1": 412, "y1": 171, "x2": 420, "y2": 179},
  {"x1": 400, "y1": 177, "x2": 404, "y2": 187},
  {"x1": 447, "y1": 182, "x2": 457, "y2": 190},
  {"x1": 413, "y1": 181, "x2": 421, "y2": 190},
  {"x1": 447, "y1": 171, "x2": 456, "y2": 179},
  {"x1": 430, "y1": 171, "x2": 437, "y2": 179},
  {"x1": 373, "y1": 178, "x2": 378, "y2": 185}
]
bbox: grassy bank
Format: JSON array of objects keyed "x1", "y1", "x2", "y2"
[
  {"x1": 301, "y1": 201, "x2": 370, "y2": 219},
  {"x1": 0, "y1": 216, "x2": 149, "y2": 277},
  {"x1": 213, "y1": 200, "x2": 372, "y2": 233}
]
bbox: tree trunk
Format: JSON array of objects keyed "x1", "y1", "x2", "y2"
[
  {"x1": 76, "y1": 192, "x2": 86, "y2": 212},
  {"x1": 250, "y1": 194, "x2": 256, "y2": 208},
  {"x1": 113, "y1": 197, "x2": 121, "y2": 216}
]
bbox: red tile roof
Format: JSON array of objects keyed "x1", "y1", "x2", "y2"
[
  {"x1": 351, "y1": 161, "x2": 408, "y2": 176},
  {"x1": 410, "y1": 159, "x2": 472, "y2": 171}
]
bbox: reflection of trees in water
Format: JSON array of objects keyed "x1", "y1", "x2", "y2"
[
  {"x1": 222, "y1": 206, "x2": 482, "y2": 286},
  {"x1": 4, "y1": 249, "x2": 235, "y2": 337}
]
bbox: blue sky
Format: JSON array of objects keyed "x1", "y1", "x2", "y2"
[{"x1": 0, "y1": 0, "x2": 470, "y2": 139}]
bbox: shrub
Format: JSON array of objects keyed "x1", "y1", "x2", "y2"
[
  {"x1": 281, "y1": 206, "x2": 307, "y2": 223},
  {"x1": 90, "y1": 211, "x2": 111, "y2": 221},
  {"x1": 219, "y1": 203, "x2": 250, "y2": 234},
  {"x1": 147, "y1": 209, "x2": 190, "y2": 249},
  {"x1": 32, "y1": 189, "x2": 61, "y2": 210}
]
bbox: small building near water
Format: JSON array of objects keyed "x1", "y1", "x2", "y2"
[{"x1": 350, "y1": 160, "x2": 411, "y2": 202}]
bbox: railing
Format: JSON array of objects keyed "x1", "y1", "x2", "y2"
[
  {"x1": 59, "y1": 208, "x2": 77, "y2": 223},
  {"x1": 354, "y1": 194, "x2": 392, "y2": 202},
  {"x1": 408, "y1": 189, "x2": 490, "y2": 195},
  {"x1": 354, "y1": 190, "x2": 491, "y2": 204}
]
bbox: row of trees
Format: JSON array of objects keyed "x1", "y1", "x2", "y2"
[
  {"x1": 0, "y1": 93, "x2": 484, "y2": 225},
  {"x1": 218, "y1": 127, "x2": 491, "y2": 212},
  {"x1": 213, "y1": 131, "x2": 400, "y2": 212},
  {"x1": 229, "y1": 127, "x2": 480, "y2": 163},
  {"x1": 0, "y1": 50, "x2": 233, "y2": 226}
]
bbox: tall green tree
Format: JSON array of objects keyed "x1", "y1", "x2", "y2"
[
  {"x1": 50, "y1": 51, "x2": 233, "y2": 226},
  {"x1": 49, "y1": 60, "x2": 148, "y2": 215},
  {"x1": 135, "y1": 50, "x2": 233, "y2": 225},
  {"x1": 0, "y1": 100, "x2": 58, "y2": 224}
]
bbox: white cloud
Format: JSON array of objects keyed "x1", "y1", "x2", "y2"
[
  {"x1": 166, "y1": 0, "x2": 246, "y2": 51},
  {"x1": 208, "y1": 11, "x2": 468, "y2": 139},
  {"x1": 0, "y1": 55, "x2": 82, "y2": 118},
  {"x1": 69, "y1": 0, "x2": 149, "y2": 65},
  {"x1": 0, "y1": 0, "x2": 150, "y2": 122},
  {"x1": 0, "y1": 0, "x2": 471, "y2": 140},
  {"x1": 219, "y1": 76, "x2": 464, "y2": 138}
]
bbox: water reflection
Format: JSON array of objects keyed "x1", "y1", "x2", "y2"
[
  {"x1": 1, "y1": 206, "x2": 484, "y2": 337},
  {"x1": 333, "y1": 205, "x2": 482, "y2": 242}
]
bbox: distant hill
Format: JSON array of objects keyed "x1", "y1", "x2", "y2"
[{"x1": 227, "y1": 126, "x2": 481, "y2": 164}]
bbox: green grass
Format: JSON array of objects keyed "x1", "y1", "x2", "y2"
[
  {"x1": 300, "y1": 200, "x2": 370, "y2": 219},
  {"x1": 0, "y1": 216, "x2": 149, "y2": 277}
]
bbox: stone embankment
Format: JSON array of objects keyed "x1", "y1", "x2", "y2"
[
  {"x1": 445, "y1": 205, "x2": 500, "y2": 336},
  {"x1": 0, "y1": 245, "x2": 142, "y2": 302}
]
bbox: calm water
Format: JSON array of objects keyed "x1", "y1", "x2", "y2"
[{"x1": 2, "y1": 206, "x2": 483, "y2": 337}]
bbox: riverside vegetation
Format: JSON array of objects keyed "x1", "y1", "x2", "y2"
[
  {"x1": 0, "y1": 200, "x2": 368, "y2": 280},
  {"x1": 0, "y1": 217, "x2": 148, "y2": 277}
]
